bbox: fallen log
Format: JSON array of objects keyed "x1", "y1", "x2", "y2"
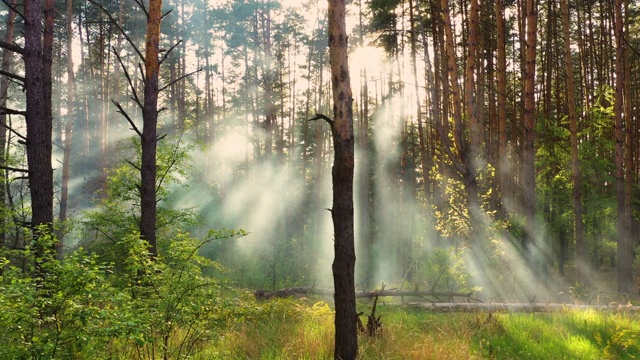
[
  {"x1": 254, "y1": 287, "x2": 473, "y2": 300},
  {"x1": 254, "y1": 287, "x2": 333, "y2": 299},
  {"x1": 403, "y1": 302, "x2": 640, "y2": 313},
  {"x1": 355, "y1": 289, "x2": 474, "y2": 299}
]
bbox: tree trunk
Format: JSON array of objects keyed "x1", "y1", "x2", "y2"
[
  {"x1": 58, "y1": 0, "x2": 76, "y2": 256},
  {"x1": 263, "y1": 2, "x2": 275, "y2": 157},
  {"x1": 463, "y1": 0, "x2": 482, "y2": 231},
  {"x1": 409, "y1": 0, "x2": 430, "y2": 200},
  {"x1": 522, "y1": 0, "x2": 538, "y2": 255},
  {"x1": 24, "y1": 0, "x2": 54, "y2": 247},
  {"x1": 613, "y1": 0, "x2": 632, "y2": 294},
  {"x1": 0, "y1": 1, "x2": 16, "y2": 255},
  {"x1": 441, "y1": 0, "x2": 482, "y2": 235},
  {"x1": 496, "y1": 0, "x2": 508, "y2": 214},
  {"x1": 140, "y1": 0, "x2": 163, "y2": 257},
  {"x1": 327, "y1": 1, "x2": 357, "y2": 359},
  {"x1": 561, "y1": 0, "x2": 588, "y2": 284}
]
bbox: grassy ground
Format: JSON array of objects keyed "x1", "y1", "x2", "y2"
[{"x1": 197, "y1": 298, "x2": 640, "y2": 360}]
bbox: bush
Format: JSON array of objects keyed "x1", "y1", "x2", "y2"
[{"x1": 0, "y1": 228, "x2": 245, "y2": 359}]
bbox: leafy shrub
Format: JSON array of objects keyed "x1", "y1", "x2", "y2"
[{"x1": 0, "y1": 227, "x2": 245, "y2": 359}]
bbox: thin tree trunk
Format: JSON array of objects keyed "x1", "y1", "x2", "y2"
[
  {"x1": 496, "y1": 0, "x2": 508, "y2": 213},
  {"x1": 0, "y1": 1, "x2": 16, "y2": 255},
  {"x1": 409, "y1": 0, "x2": 429, "y2": 199},
  {"x1": 613, "y1": 0, "x2": 632, "y2": 294},
  {"x1": 327, "y1": 0, "x2": 357, "y2": 358},
  {"x1": 463, "y1": 0, "x2": 482, "y2": 231},
  {"x1": 561, "y1": 0, "x2": 588, "y2": 284},
  {"x1": 522, "y1": 0, "x2": 538, "y2": 255},
  {"x1": 58, "y1": 0, "x2": 76, "y2": 256},
  {"x1": 263, "y1": 2, "x2": 275, "y2": 157}
]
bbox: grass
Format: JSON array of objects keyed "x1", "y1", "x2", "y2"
[{"x1": 199, "y1": 299, "x2": 640, "y2": 360}]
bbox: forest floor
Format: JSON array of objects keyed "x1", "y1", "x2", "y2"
[{"x1": 190, "y1": 297, "x2": 640, "y2": 359}]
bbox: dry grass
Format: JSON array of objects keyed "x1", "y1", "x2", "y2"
[{"x1": 198, "y1": 299, "x2": 640, "y2": 359}]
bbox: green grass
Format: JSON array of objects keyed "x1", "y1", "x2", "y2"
[
  {"x1": 473, "y1": 309, "x2": 640, "y2": 359},
  {"x1": 202, "y1": 299, "x2": 640, "y2": 360}
]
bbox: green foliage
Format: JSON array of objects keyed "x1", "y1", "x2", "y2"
[
  {"x1": 0, "y1": 231, "x2": 131, "y2": 359},
  {"x1": 80, "y1": 136, "x2": 197, "y2": 263},
  {"x1": 0, "y1": 228, "x2": 246, "y2": 359},
  {"x1": 0, "y1": 134, "x2": 248, "y2": 359},
  {"x1": 421, "y1": 246, "x2": 474, "y2": 294}
]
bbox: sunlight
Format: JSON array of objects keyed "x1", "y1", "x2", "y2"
[{"x1": 349, "y1": 45, "x2": 387, "y2": 91}]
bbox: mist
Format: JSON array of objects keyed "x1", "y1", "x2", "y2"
[{"x1": 9, "y1": 0, "x2": 625, "y2": 304}]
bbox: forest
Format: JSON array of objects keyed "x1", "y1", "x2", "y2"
[{"x1": 1, "y1": 0, "x2": 640, "y2": 359}]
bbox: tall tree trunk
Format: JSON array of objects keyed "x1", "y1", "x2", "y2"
[
  {"x1": 409, "y1": 0, "x2": 429, "y2": 199},
  {"x1": 463, "y1": 0, "x2": 482, "y2": 231},
  {"x1": 622, "y1": 0, "x2": 634, "y2": 291},
  {"x1": 561, "y1": 0, "x2": 588, "y2": 284},
  {"x1": 327, "y1": 0, "x2": 357, "y2": 358},
  {"x1": 58, "y1": 0, "x2": 76, "y2": 256},
  {"x1": 140, "y1": 0, "x2": 163, "y2": 257},
  {"x1": 0, "y1": 1, "x2": 16, "y2": 255},
  {"x1": 496, "y1": 0, "x2": 508, "y2": 213},
  {"x1": 522, "y1": 0, "x2": 538, "y2": 255},
  {"x1": 440, "y1": 0, "x2": 481, "y2": 234},
  {"x1": 24, "y1": 0, "x2": 54, "y2": 235},
  {"x1": 263, "y1": 2, "x2": 275, "y2": 157},
  {"x1": 614, "y1": 0, "x2": 632, "y2": 294}
]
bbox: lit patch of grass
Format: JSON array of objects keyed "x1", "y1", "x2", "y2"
[{"x1": 472, "y1": 310, "x2": 640, "y2": 359}]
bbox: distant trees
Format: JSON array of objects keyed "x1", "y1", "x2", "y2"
[{"x1": 0, "y1": 0, "x2": 639, "y2": 304}]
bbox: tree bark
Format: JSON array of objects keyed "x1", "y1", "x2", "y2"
[
  {"x1": 561, "y1": 0, "x2": 588, "y2": 284},
  {"x1": 496, "y1": 0, "x2": 508, "y2": 212},
  {"x1": 0, "y1": 1, "x2": 16, "y2": 254},
  {"x1": 327, "y1": 0, "x2": 357, "y2": 358},
  {"x1": 522, "y1": 0, "x2": 538, "y2": 255},
  {"x1": 613, "y1": 0, "x2": 632, "y2": 294},
  {"x1": 140, "y1": 0, "x2": 163, "y2": 257},
  {"x1": 24, "y1": 0, "x2": 54, "y2": 244},
  {"x1": 58, "y1": 0, "x2": 76, "y2": 256}
]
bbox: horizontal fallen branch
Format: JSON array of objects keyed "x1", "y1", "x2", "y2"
[
  {"x1": 254, "y1": 287, "x2": 474, "y2": 300},
  {"x1": 403, "y1": 302, "x2": 640, "y2": 313}
]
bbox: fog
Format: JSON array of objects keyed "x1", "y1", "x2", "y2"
[{"x1": 23, "y1": 0, "x2": 616, "y2": 303}]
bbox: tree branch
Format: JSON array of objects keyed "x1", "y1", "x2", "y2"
[
  {"x1": 88, "y1": 0, "x2": 145, "y2": 62},
  {"x1": 133, "y1": 0, "x2": 149, "y2": 18},
  {"x1": 112, "y1": 100, "x2": 142, "y2": 138},
  {"x1": 0, "y1": 165, "x2": 27, "y2": 173},
  {"x1": 159, "y1": 39, "x2": 183, "y2": 65},
  {"x1": 156, "y1": 128, "x2": 184, "y2": 193},
  {"x1": 0, "y1": 40, "x2": 24, "y2": 55},
  {"x1": 0, "y1": 105, "x2": 25, "y2": 116},
  {"x1": 308, "y1": 113, "x2": 334, "y2": 126},
  {"x1": 1, "y1": 0, "x2": 24, "y2": 22},
  {"x1": 0, "y1": 117, "x2": 26, "y2": 142},
  {"x1": 126, "y1": 159, "x2": 141, "y2": 171},
  {"x1": 112, "y1": 46, "x2": 143, "y2": 109},
  {"x1": 161, "y1": 9, "x2": 173, "y2": 20},
  {"x1": 0, "y1": 69, "x2": 24, "y2": 83},
  {"x1": 159, "y1": 69, "x2": 202, "y2": 92}
]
